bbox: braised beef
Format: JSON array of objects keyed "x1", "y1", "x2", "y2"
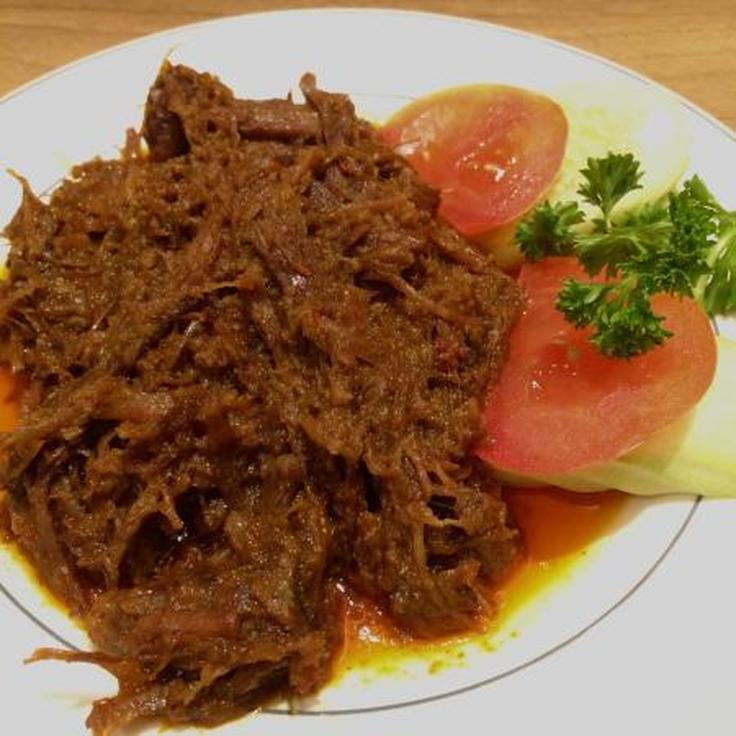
[{"x1": 0, "y1": 62, "x2": 520, "y2": 734}]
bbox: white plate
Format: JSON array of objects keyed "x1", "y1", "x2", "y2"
[{"x1": 1, "y1": 9, "x2": 735, "y2": 736}]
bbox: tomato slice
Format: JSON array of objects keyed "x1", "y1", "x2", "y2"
[
  {"x1": 380, "y1": 85, "x2": 567, "y2": 236},
  {"x1": 477, "y1": 258, "x2": 717, "y2": 474}
]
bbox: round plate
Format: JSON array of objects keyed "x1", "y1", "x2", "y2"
[{"x1": 1, "y1": 9, "x2": 734, "y2": 735}]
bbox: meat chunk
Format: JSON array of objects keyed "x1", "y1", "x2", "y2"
[{"x1": 0, "y1": 62, "x2": 520, "y2": 734}]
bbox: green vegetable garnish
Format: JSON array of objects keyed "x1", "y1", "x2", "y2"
[
  {"x1": 515, "y1": 201, "x2": 583, "y2": 261},
  {"x1": 577, "y1": 151, "x2": 643, "y2": 228},
  {"x1": 516, "y1": 152, "x2": 736, "y2": 358}
]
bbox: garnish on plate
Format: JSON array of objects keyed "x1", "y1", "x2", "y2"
[{"x1": 517, "y1": 152, "x2": 736, "y2": 357}]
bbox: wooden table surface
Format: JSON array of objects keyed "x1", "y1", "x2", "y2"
[{"x1": 1, "y1": 0, "x2": 735, "y2": 130}]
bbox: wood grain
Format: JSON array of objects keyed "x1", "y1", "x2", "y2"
[{"x1": 1, "y1": 0, "x2": 734, "y2": 130}]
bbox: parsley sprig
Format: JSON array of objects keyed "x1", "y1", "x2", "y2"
[{"x1": 516, "y1": 152, "x2": 736, "y2": 358}]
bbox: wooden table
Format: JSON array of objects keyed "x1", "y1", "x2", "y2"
[{"x1": 1, "y1": 0, "x2": 735, "y2": 130}]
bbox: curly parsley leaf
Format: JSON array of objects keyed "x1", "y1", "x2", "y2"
[
  {"x1": 516, "y1": 201, "x2": 584, "y2": 261},
  {"x1": 557, "y1": 276, "x2": 672, "y2": 359},
  {"x1": 577, "y1": 152, "x2": 643, "y2": 225},
  {"x1": 515, "y1": 153, "x2": 736, "y2": 358},
  {"x1": 701, "y1": 218, "x2": 736, "y2": 314}
]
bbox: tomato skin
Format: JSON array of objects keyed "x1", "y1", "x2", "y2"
[
  {"x1": 381, "y1": 85, "x2": 567, "y2": 236},
  {"x1": 477, "y1": 258, "x2": 717, "y2": 475}
]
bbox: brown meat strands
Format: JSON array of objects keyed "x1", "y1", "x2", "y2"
[{"x1": 0, "y1": 62, "x2": 521, "y2": 734}]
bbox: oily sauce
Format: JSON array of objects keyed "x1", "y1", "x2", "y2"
[
  {"x1": 503, "y1": 485, "x2": 626, "y2": 563},
  {"x1": 0, "y1": 369, "x2": 19, "y2": 433},
  {"x1": 0, "y1": 369, "x2": 20, "y2": 543},
  {"x1": 338, "y1": 484, "x2": 627, "y2": 675}
]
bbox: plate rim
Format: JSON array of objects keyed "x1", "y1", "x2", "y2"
[
  {"x1": 0, "y1": 5, "x2": 718, "y2": 719},
  {"x1": 1, "y1": 6, "x2": 734, "y2": 144}
]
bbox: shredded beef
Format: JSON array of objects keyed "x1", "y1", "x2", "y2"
[{"x1": 0, "y1": 62, "x2": 521, "y2": 734}]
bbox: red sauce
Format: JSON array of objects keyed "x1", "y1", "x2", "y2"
[
  {"x1": 338, "y1": 485, "x2": 627, "y2": 673},
  {"x1": 504, "y1": 485, "x2": 626, "y2": 562},
  {"x1": 0, "y1": 369, "x2": 19, "y2": 432},
  {"x1": 0, "y1": 369, "x2": 19, "y2": 543}
]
